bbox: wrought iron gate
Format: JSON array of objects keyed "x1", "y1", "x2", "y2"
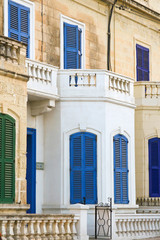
[{"x1": 95, "y1": 198, "x2": 112, "y2": 239}]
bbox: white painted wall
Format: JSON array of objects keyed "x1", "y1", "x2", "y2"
[{"x1": 28, "y1": 70, "x2": 136, "y2": 235}]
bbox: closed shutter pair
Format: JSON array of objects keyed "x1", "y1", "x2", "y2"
[
  {"x1": 0, "y1": 114, "x2": 15, "y2": 203},
  {"x1": 8, "y1": 0, "x2": 30, "y2": 58}
]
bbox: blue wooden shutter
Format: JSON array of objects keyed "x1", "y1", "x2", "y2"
[
  {"x1": 64, "y1": 23, "x2": 82, "y2": 69},
  {"x1": 8, "y1": 0, "x2": 30, "y2": 58},
  {"x1": 114, "y1": 134, "x2": 129, "y2": 204},
  {"x1": 0, "y1": 114, "x2": 15, "y2": 203},
  {"x1": 70, "y1": 133, "x2": 82, "y2": 204},
  {"x1": 136, "y1": 44, "x2": 149, "y2": 81},
  {"x1": 70, "y1": 132, "x2": 97, "y2": 204},
  {"x1": 149, "y1": 138, "x2": 160, "y2": 197},
  {"x1": 84, "y1": 133, "x2": 97, "y2": 204}
]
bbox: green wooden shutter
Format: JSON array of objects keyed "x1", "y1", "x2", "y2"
[{"x1": 0, "y1": 114, "x2": 15, "y2": 203}]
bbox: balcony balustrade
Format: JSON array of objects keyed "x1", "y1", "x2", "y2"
[
  {"x1": 58, "y1": 70, "x2": 134, "y2": 105},
  {"x1": 0, "y1": 214, "x2": 79, "y2": 240},
  {"x1": 26, "y1": 59, "x2": 58, "y2": 100},
  {"x1": 134, "y1": 81, "x2": 160, "y2": 106}
]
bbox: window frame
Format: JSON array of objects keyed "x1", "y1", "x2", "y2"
[
  {"x1": 60, "y1": 14, "x2": 85, "y2": 69},
  {"x1": 4, "y1": 0, "x2": 35, "y2": 59}
]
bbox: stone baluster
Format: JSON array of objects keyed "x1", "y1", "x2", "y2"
[
  {"x1": 118, "y1": 79, "x2": 122, "y2": 92},
  {"x1": 64, "y1": 219, "x2": 72, "y2": 239},
  {"x1": 48, "y1": 70, "x2": 52, "y2": 83},
  {"x1": 126, "y1": 82, "x2": 130, "y2": 94},
  {"x1": 134, "y1": 219, "x2": 138, "y2": 237},
  {"x1": 53, "y1": 219, "x2": 60, "y2": 239},
  {"x1": 21, "y1": 220, "x2": 29, "y2": 240},
  {"x1": 41, "y1": 220, "x2": 48, "y2": 240},
  {"x1": 152, "y1": 85, "x2": 157, "y2": 98},
  {"x1": 28, "y1": 220, "x2": 35, "y2": 240},
  {"x1": 0, "y1": 40, "x2": 6, "y2": 60},
  {"x1": 46, "y1": 220, "x2": 54, "y2": 240},
  {"x1": 34, "y1": 66, "x2": 38, "y2": 81},
  {"x1": 130, "y1": 219, "x2": 135, "y2": 236},
  {"x1": 90, "y1": 74, "x2": 96, "y2": 86},
  {"x1": 58, "y1": 219, "x2": 66, "y2": 240},
  {"x1": 46, "y1": 69, "x2": 50, "y2": 83},
  {"x1": 1, "y1": 220, "x2": 7, "y2": 240},
  {"x1": 35, "y1": 220, "x2": 41, "y2": 240},
  {"x1": 70, "y1": 75, "x2": 76, "y2": 86},
  {"x1": 32, "y1": 65, "x2": 36, "y2": 82},
  {"x1": 37, "y1": 66, "x2": 42, "y2": 82},
  {"x1": 82, "y1": 74, "x2": 88, "y2": 86},
  {"x1": 157, "y1": 85, "x2": 160, "y2": 97},
  {"x1": 12, "y1": 45, "x2": 18, "y2": 64},
  {"x1": 146, "y1": 85, "x2": 151, "y2": 98},
  {"x1": 70, "y1": 219, "x2": 78, "y2": 240},
  {"x1": 7, "y1": 220, "x2": 15, "y2": 240},
  {"x1": 14, "y1": 220, "x2": 22, "y2": 240},
  {"x1": 6, "y1": 43, "x2": 12, "y2": 62},
  {"x1": 115, "y1": 78, "x2": 119, "y2": 90},
  {"x1": 41, "y1": 68, "x2": 46, "y2": 83},
  {"x1": 109, "y1": 76, "x2": 113, "y2": 89}
]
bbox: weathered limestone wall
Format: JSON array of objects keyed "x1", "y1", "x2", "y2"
[
  {"x1": 19, "y1": 0, "x2": 107, "y2": 69},
  {"x1": 0, "y1": 36, "x2": 28, "y2": 210}
]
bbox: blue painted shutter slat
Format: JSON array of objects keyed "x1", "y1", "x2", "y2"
[
  {"x1": 8, "y1": 1, "x2": 30, "y2": 58},
  {"x1": 114, "y1": 135, "x2": 128, "y2": 204},
  {"x1": 64, "y1": 23, "x2": 81, "y2": 69},
  {"x1": 149, "y1": 138, "x2": 160, "y2": 197},
  {"x1": 84, "y1": 134, "x2": 97, "y2": 204},
  {"x1": 136, "y1": 44, "x2": 149, "y2": 81},
  {"x1": 70, "y1": 133, "x2": 82, "y2": 204}
]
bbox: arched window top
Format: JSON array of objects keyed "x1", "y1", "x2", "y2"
[{"x1": 114, "y1": 134, "x2": 128, "y2": 143}]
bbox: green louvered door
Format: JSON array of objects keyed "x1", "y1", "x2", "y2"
[{"x1": 0, "y1": 113, "x2": 15, "y2": 203}]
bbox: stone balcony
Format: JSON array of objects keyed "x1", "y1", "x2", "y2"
[
  {"x1": 58, "y1": 70, "x2": 135, "y2": 107},
  {"x1": 134, "y1": 81, "x2": 160, "y2": 106}
]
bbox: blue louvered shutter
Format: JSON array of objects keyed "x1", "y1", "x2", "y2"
[
  {"x1": 84, "y1": 133, "x2": 97, "y2": 204},
  {"x1": 136, "y1": 44, "x2": 149, "y2": 81},
  {"x1": 70, "y1": 133, "x2": 82, "y2": 204},
  {"x1": 8, "y1": 0, "x2": 30, "y2": 58},
  {"x1": 64, "y1": 23, "x2": 82, "y2": 69},
  {"x1": 149, "y1": 138, "x2": 160, "y2": 197},
  {"x1": 114, "y1": 135, "x2": 129, "y2": 204},
  {"x1": 70, "y1": 132, "x2": 97, "y2": 204}
]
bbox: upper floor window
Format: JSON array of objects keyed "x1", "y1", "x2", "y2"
[
  {"x1": 61, "y1": 15, "x2": 85, "y2": 69},
  {"x1": 136, "y1": 44, "x2": 149, "y2": 81},
  {"x1": 8, "y1": 0, "x2": 30, "y2": 57},
  {"x1": 4, "y1": 0, "x2": 35, "y2": 59}
]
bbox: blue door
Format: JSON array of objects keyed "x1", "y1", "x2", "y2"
[{"x1": 26, "y1": 128, "x2": 36, "y2": 213}]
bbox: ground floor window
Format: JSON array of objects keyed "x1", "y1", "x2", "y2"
[
  {"x1": 114, "y1": 134, "x2": 129, "y2": 204},
  {"x1": 0, "y1": 113, "x2": 15, "y2": 203},
  {"x1": 70, "y1": 132, "x2": 97, "y2": 204}
]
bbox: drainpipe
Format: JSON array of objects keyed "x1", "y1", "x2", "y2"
[{"x1": 107, "y1": 0, "x2": 118, "y2": 70}]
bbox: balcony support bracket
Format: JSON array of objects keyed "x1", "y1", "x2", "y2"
[{"x1": 30, "y1": 100, "x2": 55, "y2": 116}]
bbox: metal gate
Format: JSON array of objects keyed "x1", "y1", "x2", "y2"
[{"x1": 95, "y1": 198, "x2": 112, "y2": 239}]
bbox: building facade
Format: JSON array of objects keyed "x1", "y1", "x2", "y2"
[{"x1": 0, "y1": 0, "x2": 160, "y2": 239}]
